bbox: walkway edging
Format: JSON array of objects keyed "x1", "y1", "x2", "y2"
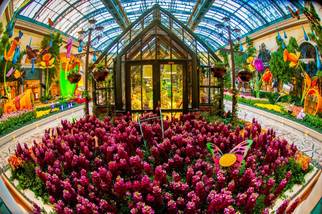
[
  {"x1": 225, "y1": 100, "x2": 322, "y2": 142},
  {"x1": 0, "y1": 105, "x2": 84, "y2": 146}
]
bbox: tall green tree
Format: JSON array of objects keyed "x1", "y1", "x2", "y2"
[
  {"x1": 269, "y1": 36, "x2": 301, "y2": 92},
  {"x1": 40, "y1": 32, "x2": 62, "y2": 100}
]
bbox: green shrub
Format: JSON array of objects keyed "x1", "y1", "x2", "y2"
[
  {"x1": 0, "y1": 111, "x2": 36, "y2": 136},
  {"x1": 303, "y1": 115, "x2": 322, "y2": 129}
]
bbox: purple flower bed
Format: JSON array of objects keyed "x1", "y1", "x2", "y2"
[{"x1": 10, "y1": 113, "x2": 311, "y2": 214}]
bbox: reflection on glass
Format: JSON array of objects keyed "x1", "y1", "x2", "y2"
[
  {"x1": 200, "y1": 87, "x2": 209, "y2": 103},
  {"x1": 131, "y1": 65, "x2": 153, "y2": 110},
  {"x1": 161, "y1": 64, "x2": 171, "y2": 109},
  {"x1": 160, "y1": 64, "x2": 183, "y2": 109},
  {"x1": 172, "y1": 64, "x2": 183, "y2": 109},
  {"x1": 142, "y1": 65, "x2": 153, "y2": 110},
  {"x1": 131, "y1": 65, "x2": 141, "y2": 110},
  {"x1": 210, "y1": 88, "x2": 220, "y2": 103},
  {"x1": 200, "y1": 69, "x2": 209, "y2": 86}
]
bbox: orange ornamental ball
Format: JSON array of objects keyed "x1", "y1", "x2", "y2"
[{"x1": 219, "y1": 153, "x2": 237, "y2": 167}]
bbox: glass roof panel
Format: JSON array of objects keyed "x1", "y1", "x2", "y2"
[{"x1": 14, "y1": 0, "x2": 303, "y2": 51}]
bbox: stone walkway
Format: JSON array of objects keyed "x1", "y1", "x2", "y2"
[
  {"x1": 225, "y1": 101, "x2": 322, "y2": 167},
  {"x1": 0, "y1": 108, "x2": 85, "y2": 169}
]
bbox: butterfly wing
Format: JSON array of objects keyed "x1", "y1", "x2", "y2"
[
  {"x1": 229, "y1": 140, "x2": 253, "y2": 164},
  {"x1": 207, "y1": 142, "x2": 223, "y2": 158},
  {"x1": 207, "y1": 142, "x2": 223, "y2": 172}
]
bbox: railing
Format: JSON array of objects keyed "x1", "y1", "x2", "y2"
[{"x1": 91, "y1": 4, "x2": 220, "y2": 71}]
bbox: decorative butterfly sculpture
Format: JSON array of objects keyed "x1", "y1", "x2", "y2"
[{"x1": 207, "y1": 140, "x2": 253, "y2": 172}]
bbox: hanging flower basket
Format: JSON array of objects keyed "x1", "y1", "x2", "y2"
[
  {"x1": 67, "y1": 73, "x2": 82, "y2": 83},
  {"x1": 212, "y1": 66, "x2": 226, "y2": 78},
  {"x1": 93, "y1": 70, "x2": 108, "y2": 82},
  {"x1": 237, "y1": 70, "x2": 253, "y2": 82}
]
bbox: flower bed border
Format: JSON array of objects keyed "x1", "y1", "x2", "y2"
[
  {"x1": 225, "y1": 95, "x2": 322, "y2": 134},
  {"x1": 0, "y1": 103, "x2": 82, "y2": 138}
]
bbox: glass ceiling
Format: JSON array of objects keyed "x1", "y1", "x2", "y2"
[{"x1": 13, "y1": 0, "x2": 303, "y2": 51}]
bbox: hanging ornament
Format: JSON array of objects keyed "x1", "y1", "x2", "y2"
[
  {"x1": 284, "y1": 31, "x2": 287, "y2": 39},
  {"x1": 78, "y1": 41, "x2": 84, "y2": 53},
  {"x1": 66, "y1": 37, "x2": 73, "y2": 58},
  {"x1": 239, "y1": 42, "x2": 243, "y2": 52},
  {"x1": 6, "y1": 67, "x2": 15, "y2": 77},
  {"x1": 315, "y1": 45, "x2": 321, "y2": 70},
  {"x1": 12, "y1": 45, "x2": 20, "y2": 64},
  {"x1": 6, "y1": 19, "x2": 15, "y2": 38},
  {"x1": 277, "y1": 32, "x2": 282, "y2": 41},
  {"x1": 49, "y1": 33, "x2": 53, "y2": 48},
  {"x1": 303, "y1": 27, "x2": 309, "y2": 41},
  {"x1": 93, "y1": 53, "x2": 97, "y2": 62},
  {"x1": 282, "y1": 42, "x2": 286, "y2": 49}
]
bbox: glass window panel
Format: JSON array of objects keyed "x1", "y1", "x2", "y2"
[
  {"x1": 210, "y1": 88, "x2": 221, "y2": 103},
  {"x1": 160, "y1": 64, "x2": 172, "y2": 109},
  {"x1": 172, "y1": 64, "x2": 183, "y2": 109},
  {"x1": 131, "y1": 65, "x2": 142, "y2": 110},
  {"x1": 158, "y1": 37, "x2": 171, "y2": 59},
  {"x1": 200, "y1": 68, "x2": 210, "y2": 86},
  {"x1": 142, "y1": 37, "x2": 156, "y2": 60},
  {"x1": 200, "y1": 87, "x2": 210, "y2": 104},
  {"x1": 142, "y1": 65, "x2": 153, "y2": 110}
]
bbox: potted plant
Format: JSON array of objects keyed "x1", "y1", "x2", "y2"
[
  {"x1": 67, "y1": 71, "x2": 81, "y2": 83},
  {"x1": 238, "y1": 70, "x2": 253, "y2": 82},
  {"x1": 212, "y1": 63, "x2": 226, "y2": 78},
  {"x1": 93, "y1": 62, "x2": 108, "y2": 82}
]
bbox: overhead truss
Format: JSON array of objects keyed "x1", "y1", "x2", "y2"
[
  {"x1": 188, "y1": 0, "x2": 215, "y2": 30},
  {"x1": 102, "y1": 0, "x2": 130, "y2": 30}
]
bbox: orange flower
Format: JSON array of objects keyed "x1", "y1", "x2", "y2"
[
  {"x1": 39, "y1": 53, "x2": 55, "y2": 68},
  {"x1": 8, "y1": 155, "x2": 24, "y2": 170},
  {"x1": 295, "y1": 151, "x2": 311, "y2": 171},
  {"x1": 283, "y1": 49, "x2": 300, "y2": 68}
]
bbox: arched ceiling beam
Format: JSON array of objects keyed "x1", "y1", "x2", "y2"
[
  {"x1": 70, "y1": 19, "x2": 117, "y2": 39},
  {"x1": 195, "y1": 26, "x2": 228, "y2": 44},
  {"x1": 269, "y1": 0, "x2": 286, "y2": 16},
  {"x1": 233, "y1": 0, "x2": 268, "y2": 25},
  {"x1": 53, "y1": 1, "x2": 84, "y2": 23},
  {"x1": 207, "y1": 6, "x2": 252, "y2": 32},
  {"x1": 65, "y1": 7, "x2": 108, "y2": 34},
  {"x1": 101, "y1": 0, "x2": 130, "y2": 30},
  {"x1": 200, "y1": 17, "x2": 242, "y2": 38},
  {"x1": 197, "y1": 34, "x2": 221, "y2": 49},
  {"x1": 188, "y1": 0, "x2": 215, "y2": 30},
  {"x1": 32, "y1": 0, "x2": 51, "y2": 19},
  {"x1": 92, "y1": 27, "x2": 122, "y2": 43}
]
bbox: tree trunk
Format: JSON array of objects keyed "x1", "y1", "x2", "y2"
[{"x1": 278, "y1": 79, "x2": 283, "y2": 92}]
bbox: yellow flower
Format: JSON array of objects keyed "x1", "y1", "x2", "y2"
[
  {"x1": 254, "y1": 103, "x2": 283, "y2": 113},
  {"x1": 36, "y1": 109, "x2": 51, "y2": 118},
  {"x1": 52, "y1": 108, "x2": 60, "y2": 112}
]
